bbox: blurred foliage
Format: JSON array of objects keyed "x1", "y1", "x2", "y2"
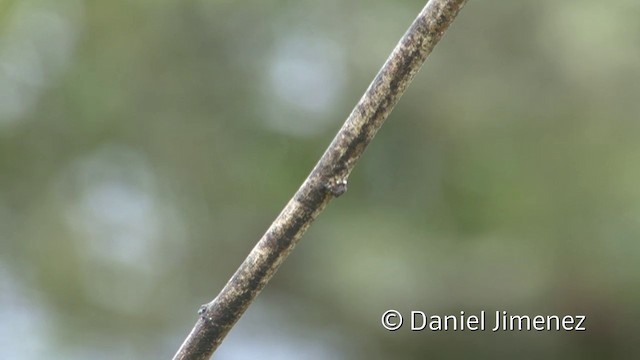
[{"x1": 1, "y1": 0, "x2": 639, "y2": 359}]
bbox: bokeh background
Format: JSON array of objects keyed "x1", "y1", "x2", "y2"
[{"x1": 1, "y1": 0, "x2": 639, "y2": 359}]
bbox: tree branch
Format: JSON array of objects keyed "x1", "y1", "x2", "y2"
[{"x1": 173, "y1": 1, "x2": 468, "y2": 358}]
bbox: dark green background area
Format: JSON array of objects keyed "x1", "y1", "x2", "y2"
[{"x1": 1, "y1": 1, "x2": 639, "y2": 359}]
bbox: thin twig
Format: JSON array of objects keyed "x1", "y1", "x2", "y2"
[{"x1": 173, "y1": 0, "x2": 468, "y2": 358}]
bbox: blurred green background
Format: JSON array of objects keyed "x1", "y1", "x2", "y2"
[{"x1": 1, "y1": 0, "x2": 639, "y2": 359}]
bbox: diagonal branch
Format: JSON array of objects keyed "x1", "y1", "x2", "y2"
[{"x1": 173, "y1": 0, "x2": 468, "y2": 358}]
